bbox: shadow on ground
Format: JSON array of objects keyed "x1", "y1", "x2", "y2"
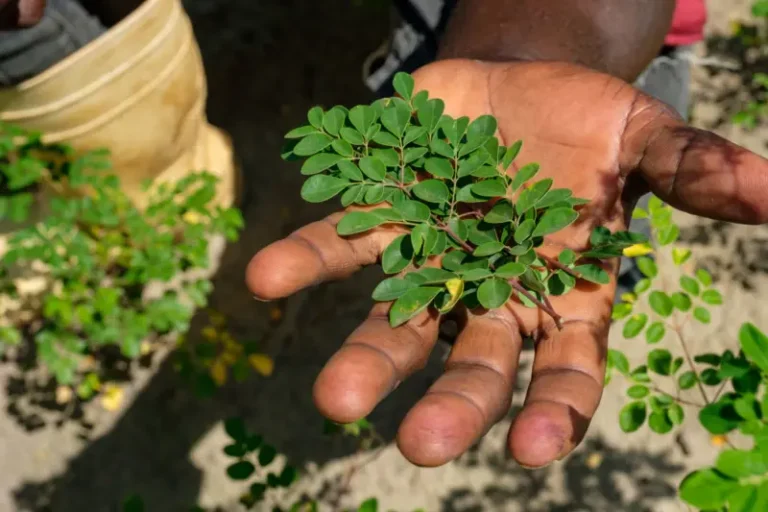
[{"x1": 441, "y1": 435, "x2": 683, "y2": 512}]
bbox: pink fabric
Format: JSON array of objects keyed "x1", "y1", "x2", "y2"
[{"x1": 665, "y1": 0, "x2": 707, "y2": 45}]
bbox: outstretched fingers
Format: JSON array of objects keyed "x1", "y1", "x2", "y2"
[
  {"x1": 313, "y1": 301, "x2": 441, "y2": 423},
  {"x1": 623, "y1": 96, "x2": 768, "y2": 224},
  {"x1": 508, "y1": 319, "x2": 608, "y2": 468},
  {"x1": 397, "y1": 313, "x2": 523, "y2": 467},
  {"x1": 246, "y1": 211, "x2": 404, "y2": 300}
]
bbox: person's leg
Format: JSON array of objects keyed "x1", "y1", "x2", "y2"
[{"x1": 0, "y1": 0, "x2": 105, "y2": 86}]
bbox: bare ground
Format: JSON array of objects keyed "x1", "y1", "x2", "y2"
[{"x1": 1, "y1": 0, "x2": 767, "y2": 511}]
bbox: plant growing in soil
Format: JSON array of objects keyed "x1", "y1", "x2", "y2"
[
  {"x1": 610, "y1": 198, "x2": 768, "y2": 511},
  {"x1": 728, "y1": 0, "x2": 768, "y2": 129},
  {"x1": 281, "y1": 72, "x2": 645, "y2": 326},
  {"x1": 0, "y1": 122, "x2": 243, "y2": 400}
]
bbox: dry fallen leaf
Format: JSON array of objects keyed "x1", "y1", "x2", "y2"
[
  {"x1": 249, "y1": 354, "x2": 274, "y2": 377},
  {"x1": 711, "y1": 435, "x2": 728, "y2": 448},
  {"x1": 585, "y1": 452, "x2": 603, "y2": 469},
  {"x1": 55, "y1": 385, "x2": 73, "y2": 405},
  {"x1": 101, "y1": 384, "x2": 124, "y2": 412},
  {"x1": 211, "y1": 359, "x2": 228, "y2": 387}
]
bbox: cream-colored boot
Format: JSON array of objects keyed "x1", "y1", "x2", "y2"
[{"x1": 0, "y1": 0, "x2": 238, "y2": 210}]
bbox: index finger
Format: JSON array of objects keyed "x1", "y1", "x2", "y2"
[{"x1": 246, "y1": 211, "x2": 402, "y2": 300}]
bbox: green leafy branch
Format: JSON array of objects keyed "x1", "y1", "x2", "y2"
[
  {"x1": 282, "y1": 73, "x2": 645, "y2": 328},
  {"x1": 610, "y1": 197, "x2": 768, "y2": 510}
]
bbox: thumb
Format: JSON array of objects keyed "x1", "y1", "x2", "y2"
[{"x1": 622, "y1": 95, "x2": 768, "y2": 225}]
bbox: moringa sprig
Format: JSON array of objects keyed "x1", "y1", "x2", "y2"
[{"x1": 282, "y1": 72, "x2": 645, "y2": 328}]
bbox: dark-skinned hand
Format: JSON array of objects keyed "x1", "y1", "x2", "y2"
[{"x1": 247, "y1": 59, "x2": 768, "y2": 469}]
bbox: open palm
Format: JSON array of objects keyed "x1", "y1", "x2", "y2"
[{"x1": 247, "y1": 59, "x2": 768, "y2": 468}]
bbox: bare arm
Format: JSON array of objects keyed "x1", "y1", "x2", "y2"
[{"x1": 439, "y1": 0, "x2": 676, "y2": 82}]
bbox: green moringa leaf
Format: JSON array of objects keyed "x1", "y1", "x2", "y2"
[
  {"x1": 389, "y1": 287, "x2": 442, "y2": 327},
  {"x1": 336, "y1": 211, "x2": 388, "y2": 235},
  {"x1": 372, "y1": 278, "x2": 418, "y2": 301},
  {"x1": 301, "y1": 153, "x2": 344, "y2": 175},
  {"x1": 424, "y1": 158, "x2": 454, "y2": 179},
  {"x1": 532, "y1": 207, "x2": 578, "y2": 237},
  {"x1": 300, "y1": 175, "x2": 349, "y2": 203},
  {"x1": 412, "y1": 180, "x2": 451, "y2": 204},
  {"x1": 294, "y1": 133, "x2": 333, "y2": 156},
  {"x1": 511, "y1": 163, "x2": 540, "y2": 191},
  {"x1": 477, "y1": 278, "x2": 513, "y2": 309},
  {"x1": 393, "y1": 72, "x2": 415, "y2": 101},
  {"x1": 484, "y1": 201, "x2": 516, "y2": 224}
]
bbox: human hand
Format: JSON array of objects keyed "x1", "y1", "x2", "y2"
[
  {"x1": 247, "y1": 59, "x2": 768, "y2": 468},
  {"x1": 0, "y1": 0, "x2": 45, "y2": 29}
]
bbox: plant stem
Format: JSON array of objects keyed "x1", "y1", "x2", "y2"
[
  {"x1": 650, "y1": 384, "x2": 704, "y2": 408},
  {"x1": 509, "y1": 280, "x2": 563, "y2": 329},
  {"x1": 539, "y1": 253, "x2": 581, "y2": 279},
  {"x1": 435, "y1": 219, "x2": 474, "y2": 254},
  {"x1": 673, "y1": 322, "x2": 711, "y2": 406},
  {"x1": 434, "y1": 219, "x2": 563, "y2": 328},
  {"x1": 389, "y1": 181, "x2": 563, "y2": 327},
  {"x1": 712, "y1": 380, "x2": 728, "y2": 402}
]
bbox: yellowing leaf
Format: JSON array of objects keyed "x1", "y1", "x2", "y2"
[
  {"x1": 623, "y1": 243, "x2": 654, "y2": 258},
  {"x1": 438, "y1": 278, "x2": 464, "y2": 313},
  {"x1": 101, "y1": 384, "x2": 124, "y2": 412},
  {"x1": 211, "y1": 359, "x2": 228, "y2": 386},
  {"x1": 249, "y1": 354, "x2": 274, "y2": 376},
  {"x1": 585, "y1": 452, "x2": 603, "y2": 469},
  {"x1": 711, "y1": 435, "x2": 727, "y2": 448},
  {"x1": 56, "y1": 385, "x2": 73, "y2": 405},
  {"x1": 621, "y1": 293, "x2": 636, "y2": 304},
  {"x1": 202, "y1": 327, "x2": 218, "y2": 341},
  {"x1": 221, "y1": 332, "x2": 239, "y2": 350},
  {"x1": 208, "y1": 310, "x2": 227, "y2": 327},
  {"x1": 140, "y1": 341, "x2": 152, "y2": 356},
  {"x1": 182, "y1": 211, "x2": 202, "y2": 224},
  {"x1": 222, "y1": 348, "x2": 239, "y2": 364}
]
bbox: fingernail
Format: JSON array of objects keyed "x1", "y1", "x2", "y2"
[
  {"x1": 253, "y1": 295, "x2": 272, "y2": 303},
  {"x1": 519, "y1": 462, "x2": 552, "y2": 470}
]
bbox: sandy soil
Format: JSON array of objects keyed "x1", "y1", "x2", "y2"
[{"x1": 1, "y1": 0, "x2": 767, "y2": 511}]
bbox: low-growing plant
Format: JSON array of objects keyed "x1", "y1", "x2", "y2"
[
  {"x1": 728, "y1": 1, "x2": 768, "y2": 129},
  {"x1": 281, "y1": 72, "x2": 645, "y2": 326},
  {"x1": 0, "y1": 122, "x2": 243, "y2": 399},
  {"x1": 173, "y1": 309, "x2": 274, "y2": 398},
  {"x1": 610, "y1": 198, "x2": 768, "y2": 510},
  {"x1": 219, "y1": 417, "x2": 421, "y2": 512}
]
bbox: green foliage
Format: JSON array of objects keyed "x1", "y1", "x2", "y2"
[
  {"x1": 611, "y1": 198, "x2": 768, "y2": 511},
  {"x1": 283, "y1": 73, "x2": 644, "y2": 327},
  {"x1": 729, "y1": 2, "x2": 768, "y2": 129},
  {"x1": 222, "y1": 417, "x2": 421, "y2": 512},
  {"x1": 0, "y1": 122, "x2": 243, "y2": 395}
]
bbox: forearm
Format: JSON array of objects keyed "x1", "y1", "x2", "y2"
[{"x1": 438, "y1": 0, "x2": 676, "y2": 82}]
